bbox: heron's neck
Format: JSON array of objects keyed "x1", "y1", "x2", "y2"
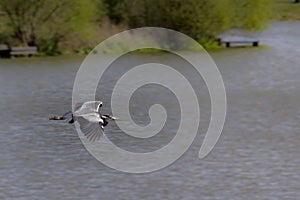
[{"x1": 101, "y1": 118, "x2": 108, "y2": 127}]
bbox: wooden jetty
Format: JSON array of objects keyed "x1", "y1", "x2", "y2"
[
  {"x1": 0, "y1": 45, "x2": 37, "y2": 58},
  {"x1": 218, "y1": 39, "x2": 259, "y2": 48}
]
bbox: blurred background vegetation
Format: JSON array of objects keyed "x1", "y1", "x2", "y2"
[{"x1": 0, "y1": 0, "x2": 298, "y2": 54}]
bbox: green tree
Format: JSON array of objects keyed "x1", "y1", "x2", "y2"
[
  {"x1": 0, "y1": 0, "x2": 103, "y2": 53},
  {"x1": 105, "y1": 0, "x2": 272, "y2": 45},
  {"x1": 103, "y1": 0, "x2": 125, "y2": 24},
  {"x1": 231, "y1": 0, "x2": 272, "y2": 31}
]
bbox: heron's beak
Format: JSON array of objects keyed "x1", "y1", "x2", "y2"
[{"x1": 110, "y1": 116, "x2": 119, "y2": 120}]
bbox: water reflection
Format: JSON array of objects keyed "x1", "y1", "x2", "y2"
[{"x1": 0, "y1": 22, "x2": 299, "y2": 199}]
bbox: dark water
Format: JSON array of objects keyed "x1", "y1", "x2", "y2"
[{"x1": 0, "y1": 21, "x2": 299, "y2": 199}]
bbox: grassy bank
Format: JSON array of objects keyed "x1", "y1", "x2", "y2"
[{"x1": 273, "y1": 0, "x2": 300, "y2": 20}]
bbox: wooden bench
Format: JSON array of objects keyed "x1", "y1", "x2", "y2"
[
  {"x1": 10, "y1": 46, "x2": 38, "y2": 56},
  {"x1": 0, "y1": 46, "x2": 38, "y2": 58},
  {"x1": 222, "y1": 41, "x2": 259, "y2": 47}
]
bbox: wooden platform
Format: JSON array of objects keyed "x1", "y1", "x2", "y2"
[
  {"x1": 221, "y1": 40, "x2": 259, "y2": 48},
  {"x1": 10, "y1": 46, "x2": 37, "y2": 56},
  {"x1": 0, "y1": 45, "x2": 37, "y2": 58}
]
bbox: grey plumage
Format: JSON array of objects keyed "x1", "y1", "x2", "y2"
[{"x1": 50, "y1": 101, "x2": 118, "y2": 141}]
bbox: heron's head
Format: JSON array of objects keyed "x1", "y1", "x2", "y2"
[
  {"x1": 49, "y1": 116, "x2": 63, "y2": 120},
  {"x1": 101, "y1": 115, "x2": 119, "y2": 120}
]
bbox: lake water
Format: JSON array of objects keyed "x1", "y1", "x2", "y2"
[{"x1": 0, "y1": 21, "x2": 299, "y2": 199}]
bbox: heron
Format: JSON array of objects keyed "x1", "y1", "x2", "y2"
[{"x1": 50, "y1": 101, "x2": 118, "y2": 141}]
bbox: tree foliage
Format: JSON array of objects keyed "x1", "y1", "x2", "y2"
[
  {"x1": 105, "y1": 0, "x2": 272, "y2": 41},
  {"x1": 231, "y1": 0, "x2": 272, "y2": 31},
  {"x1": 0, "y1": 0, "x2": 273, "y2": 52},
  {"x1": 0, "y1": 0, "x2": 103, "y2": 52}
]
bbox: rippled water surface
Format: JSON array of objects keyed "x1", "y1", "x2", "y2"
[{"x1": 0, "y1": 22, "x2": 299, "y2": 200}]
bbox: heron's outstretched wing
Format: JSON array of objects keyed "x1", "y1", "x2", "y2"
[
  {"x1": 75, "y1": 116, "x2": 104, "y2": 142},
  {"x1": 74, "y1": 101, "x2": 103, "y2": 115}
]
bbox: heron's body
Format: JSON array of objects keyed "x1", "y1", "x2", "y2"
[{"x1": 50, "y1": 101, "x2": 118, "y2": 141}]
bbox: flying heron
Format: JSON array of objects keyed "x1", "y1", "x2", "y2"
[{"x1": 50, "y1": 101, "x2": 118, "y2": 141}]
